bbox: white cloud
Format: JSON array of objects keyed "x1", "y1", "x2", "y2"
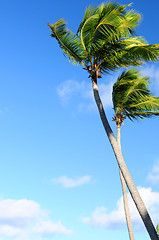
[
  {"x1": 0, "y1": 199, "x2": 45, "y2": 227},
  {"x1": 0, "y1": 198, "x2": 73, "y2": 240},
  {"x1": 52, "y1": 175, "x2": 91, "y2": 188},
  {"x1": 98, "y1": 81, "x2": 114, "y2": 108},
  {"x1": 81, "y1": 187, "x2": 159, "y2": 230},
  {"x1": 33, "y1": 220, "x2": 73, "y2": 237},
  {"x1": 147, "y1": 161, "x2": 159, "y2": 184},
  {"x1": 141, "y1": 64, "x2": 159, "y2": 93},
  {"x1": 0, "y1": 225, "x2": 22, "y2": 238},
  {"x1": 57, "y1": 80, "x2": 87, "y2": 103},
  {"x1": 56, "y1": 79, "x2": 114, "y2": 111}
]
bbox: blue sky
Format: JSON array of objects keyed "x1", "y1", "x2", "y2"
[{"x1": 0, "y1": 0, "x2": 159, "y2": 239}]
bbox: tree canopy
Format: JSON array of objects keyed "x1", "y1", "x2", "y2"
[
  {"x1": 48, "y1": 2, "x2": 159, "y2": 76},
  {"x1": 112, "y1": 69, "x2": 159, "y2": 121}
]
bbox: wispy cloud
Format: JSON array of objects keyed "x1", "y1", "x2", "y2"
[
  {"x1": 81, "y1": 187, "x2": 159, "y2": 230},
  {"x1": 141, "y1": 64, "x2": 159, "y2": 93},
  {"x1": 33, "y1": 220, "x2": 73, "y2": 237},
  {"x1": 52, "y1": 175, "x2": 91, "y2": 188},
  {"x1": 57, "y1": 80, "x2": 89, "y2": 104},
  {"x1": 56, "y1": 79, "x2": 114, "y2": 112},
  {"x1": 147, "y1": 161, "x2": 159, "y2": 184},
  {"x1": 0, "y1": 198, "x2": 73, "y2": 240},
  {"x1": 98, "y1": 81, "x2": 114, "y2": 108},
  {"x1": 56, "y1": 66, "x2": 159, "y2": 113}
]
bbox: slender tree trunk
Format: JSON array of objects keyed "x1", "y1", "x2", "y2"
[
  {"x1": 92, "y1": 79, "x2": 158, "y2": 240},
  {"x1": 117, "y1": 123, "x2": 135, "y2": 240}
]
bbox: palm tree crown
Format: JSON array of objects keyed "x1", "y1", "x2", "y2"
[
  {"x1": 112, "y1": 68, "x2": 159, "y2": 123},
  {"x1": 48, "y1": 2, "x2": 159, "y2": 78},
  {"x1": 112, "y1": 69, "x2": 159, "y2": 240}
]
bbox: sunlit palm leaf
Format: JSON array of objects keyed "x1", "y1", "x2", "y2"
[
  {"x1": 77, "y1": 5, "x2": 100, "y2": 34},
  {"x1": 91, "y1": 13, "x2": 122, "y2": 52},
  {"x1": 48, "y1": 19, "x2": 88, "y2": 66},
  {"x1": 90, "y1": 11, "x2": 141, "y2": 54},
  {"x1": 93, "y1": 37, "x2": 146, "y2": 70},
  {"x1": 121, "y1": 10, "x2": 141, "y2": 35},
  {"x1": 125, "y1": 44, "x2": 159, "y2": 62},
  {"x1": 80, "y1": 14, "x2": 100, "y2": 51},
  {"x1": 80, "y1": 2, "x2": 139, "y2": 55},
  {"x1": 49, "y1": 2, "x2": 159, "y2": 75},
  {"x1": 112, "y1": 69, "x2": 159, "y2": 121}
]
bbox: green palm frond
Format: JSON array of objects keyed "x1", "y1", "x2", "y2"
[
  {"x1": 121, "y1": 10, "x2": 141, "y2": 35},
  {"x1": 77, "y1": 1, "x2": 130, "y2": 36},
  {"x1": 90, "y1": 13, "x2": 122, "y2": 52},
  {"x1": 49, "y1": 2, "x2": 159, "y2": 75},
  {"x1": 97, "y1": 37, "x2": 159, "y2": 71},
  {"x1": 79, "y1": 2, "x2": 140, "y2": 55},
  {"x1": 112, "y1": 69, "x2": 159, "y2": 121},
  {"x1": 77, "y1": 5, "x2": 99, "y2": 34},
  {"x1": 80, "y1": 13, "x2": 101, "y2": 51},
  {"x1": 91, "y1": 9, "x2": 140, "y2": 54},
  {"x1": 125, "y1": 43, "x2": 159, "y2": 62},
  {"x1": 80, "y1": 11, "x2": 122, "y2": 52},
  {"x1": 116, "y1": 36, "x2": 147, "y2": 47},
  {"x1": 48, "y1": 19, "x2": 88, "y2": 66},
  {"x1": 131, "y1": 95, "x2": 159, "y2": 110},
  {"x1": 92, "y1": 37, "x2": 147, "y2": 70}
]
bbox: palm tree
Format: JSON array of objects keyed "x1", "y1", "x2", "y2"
[
  {"x1": 157, "y1": 225, "x2": 159, "y2": 236},
  {"x1": 112, "y1": 68, "x2": 159, "y2": 240},
  {"x1": 48, "y1": 2, "x2": 159, "y2": 239}
]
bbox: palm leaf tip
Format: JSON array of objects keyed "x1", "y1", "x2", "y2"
[
  {"x1": 77, "y1": 5, "x2": 98, "y2": 34},
  {"x1": 48, "y1": 19, "x2": 88, "y2": 67}
]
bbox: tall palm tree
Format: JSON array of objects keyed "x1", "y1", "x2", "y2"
[
  {"x1": 112, "y1": 68, "x2": 159, "y2": 240},
  {"x1": 48, "y1": 2, "x2": 159, "y2": 239}
]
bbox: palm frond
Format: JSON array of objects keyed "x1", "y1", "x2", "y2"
[
  {"x1": 131, "y1": 96, "x2": 159, "y2": 110},
  {"x1": 126, "y1": 109, "x2": 159, "y2": 121},
  {"x1": 78, "y1": 0, "x2": 129, "y2": 36},
  {"x1": 121, "y1": 10, "x2": 141, "y2": 35},
  {"x1": 112, "y1": 68, "x2": 159, "y2": 121},
  {"x1": 49, "y1": 2, "x2": 159, "y2": 81},
  {"x1": 93, "y1": 37, "x2": 147, "y2": 70},
  {"x1": 125, "y1": 43, "x2": 159, "y2": 62},
  {"x1": 91, "y1": 13, "x2": 122, "y2": 52},
  {"x1": 48, "y1": 19, "x2": 88, "y2": 66},
  {"x1": 90, "y1": 10, "x2": 141, "y2": 54},
  {"x1": 116, "y1": 36, "x2": 147, "y2": 47},
  {"x1": 80, "y1": 13, "x2": 100, "y2": 51},
  {"x1": 79, "y1": 2, "x2": 140, "y2": 55},
  {"x1": 106, "y1": 40, "x2": 159, "y2": 69},
  {"x1": 77, "y1": 5, "x2": 99, "y2": 34}
]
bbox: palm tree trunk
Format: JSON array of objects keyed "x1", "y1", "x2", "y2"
[
  {"x1": 92, "y1": 79, "x2": 158, "y2": 240},
  {"x1": 117, "y1": 123, "x2": 135, "y2": 240}
]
